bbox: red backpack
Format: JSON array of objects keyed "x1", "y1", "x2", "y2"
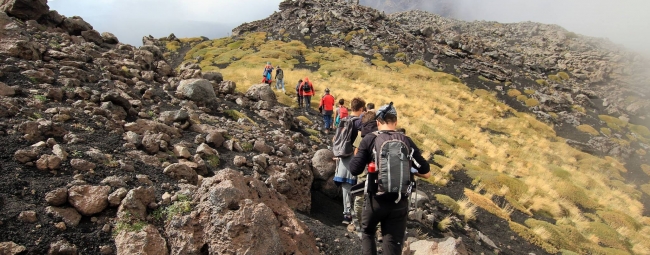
[{"x1": 339, "y1": 107, "x2": 349, "y2": 118}]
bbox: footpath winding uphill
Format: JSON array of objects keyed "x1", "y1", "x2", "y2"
[{"x1": 1, "y1": 0, "x2": 650, "y2": 254}]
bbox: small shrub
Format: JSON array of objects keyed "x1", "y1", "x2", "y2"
[
  {"x1": 414, "y1": 60, "x2": 425, "y2": 66},
  {"x1": 304, "y1": 36, "x2": 311, "y2": 40},
  {"x1": 505, "y1": 81, "x2": 513, "y2": 86},
  {"x1": 507, "y1": 89, "x2": 522, "y2": 97},
  {"x1": 524, "y1": 89, "x2": 536, "y2": 95},
  {"x1": 457, "y1": 197, "x2": 477, "y2": 222},
  {"x1": 629, "y1": 124, "x2": 650, "y2": 138},
  {"x1": 548, "y1": 75, "x2": 561, "y2": 82},
  {"x1": 572, "y1": 105, "x2": 586, "y2": 114},
  {"x1": 34, "y1": 95, "x2": 47, "y2": 102},
  {"x1": 549, "y1": 112, "x2": 558, "y2": 119},
  {"x1": 516, "y1": 95, "x2": 528, "y2": 102},
  {"x1": 309, "y1": 135, "x2": 322, "y2": 143},
  {"x1": 600, "y1": 128, "x2": 612, "y2": 136},
  {"x1": 296, "y1": 116, "x2": 313, "y2": 125},
  {"x1": 525, "y1": 98, "x2": 540, "y2": 107},
  {"x1": 536, "y1": 79, "x2": 549, "y2": 86},
  {"x1": 305, "y1": 128, "x2": 319, "y2": 137},
  {"x1": 642, "y1": 164, "x2": 650, "y2": 176},
  {"x1": 558, "y1": 72, "x2": 570, "y2": 80},
  {"x1": 599, "y1": 115, "x2": 628, "y2": 131},
  {"x1": 437, "y1": 216, "x2": 452, "y2": 231},
  {"x1": 164, "y1": 197, "x2": 192, "y2": 221},
  {"x1": 577, "y1": 125, "x2": 599, "y2": 136},
  {"x1": 509, "y1": 221, "x2": 559, "y2": 254},
  {"x1": 395, "y1": 52, "x2": 407, "y2": 61},
  {"x1": 478, "y1": 76, "x2": 491, "y2": 82},
  {"x1": 240, "y1": 142, "x2": 253, "y2": 152},
  {"x1": 434, "y1": 194, "x2": 460, "y2": 213},
  {"x1": 166, "y1": 41, "x2": 181, "y2": 52},
  {"x1": 113, "y1": 220, "x2": 146, "y2": 236},
  {"x1": 464, "y1": 189, "x2": 511, "y2": 220},
  {"x1": 205, "y1": 155, "x2": 220, "y2": 167}
]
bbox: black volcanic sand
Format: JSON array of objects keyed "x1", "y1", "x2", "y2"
[{"x1": 303, "y1": 171, "x2": 550, "y2": 255}]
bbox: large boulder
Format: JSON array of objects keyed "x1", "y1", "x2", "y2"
[
  {"x1": 67, "y1": 185, "x2": 111, "y2": 216},
  {"x1": 0, "y1": 241, "x2": 26, "y2": 255},
  {"x1": 245, "y1": 83, "x2": 277, "y2": 105},
  {"x1": 409, "y1": 237, "x2": 469, "y2": 255},
  {"x1": 0, "y1": 12, "x2": 41, "y2": 60},
  {"x1": 163, "y1": 163, "x2": 198, "y2": 185},
  {"x1": 202, "y1": 71, "x2": 223, "y2": 83},
  {"x1": 115, "y1": 225, "x2": 168, "y2": 255},
  {"x1": 101, "y1": 32, "x2": 119, "y2": 44},
  {"x1": 117, "y1": 187, "x2": 155, "y2": 221},
  {"x1": 81, "y1": 29, "x2": 103, "y2": 45},
  {"x1": 61, "y1": 16, "x2": 92, "y2": 35},
  {"x1": 266, "y1": 163, "x2": 313, "y2": 212},
  {"x1": 176, "y1": 79, "x2": 217, "y2": 103},
  {"x1": 164, "y1": 169, "x2": 318, "y2": 255},
  {"x1": 48, "y1": 239, "x2": 78, "y2": 255},
  {"x1": 45, "y1": 206, "x2": 81, "y2": 227},
  {"x1": 311, "y1": 149, "x2": 336, "y2": 181},
  {"x1": 0, "y1": 0, "x2": 49, "y2": 20}
]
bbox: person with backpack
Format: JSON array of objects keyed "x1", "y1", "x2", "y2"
[
  {"x1": 334, "y1": 99, "x2": 349, "y2": 128},
  {"x1": 366, "y1": 103, "x2": 375, "y2": 111},
  {"x1": 332, "y1": 98, "x2": 366, "y2": 224},
  {"x1": 275, "y1": 65, "x2": 285, "y2": 93},
  {"x1": 262, "y1": 62, "x2": 273, "y2": 85},
  {"x1": 295, "y1": 79, "x2": 303, "y2": 110},
  {"x1": 349, "y1": 103, "x2": 431, "y2": 255},
  {"x1": 319, "y1": 88, "x2": 336, "y2": 134},
  {"x1": 298, "y1": 77, "x2": 315, "y2": 113}
]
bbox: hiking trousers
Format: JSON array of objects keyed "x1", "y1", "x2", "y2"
[
  {"x1": 304, "y1": 96, "x2": 312, "y2": 110},
  {"x1": 361, "y1": 194, "x2": 408, "y2": 255},
  {"x1": 297, "y1": 96, "x2": 303, "y2": 109},
  {"x1": 323, "y1": 113, "x2": 333, "y2": 129},
  {"x1": 276, "y1": 79, "x2": 285, "y2": 91}
]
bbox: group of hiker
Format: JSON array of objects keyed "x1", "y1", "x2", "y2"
[
  {"x1": 261, "y1": 62, "x2": 431, "y2": 255},
  {"x1": 325, "y1": 97, "x2": 431, "y2": 254},
  {"x1": 262, "y1": 62, "x2": 315, "y2": 113}
]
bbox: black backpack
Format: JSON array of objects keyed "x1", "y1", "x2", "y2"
[
  {"x1": 332, "y1": 116, "x2": 359, "y2": 157},
  {"x1": 302, "y1": 82, "x2": 311, "y2": 92},
  {"x1": 372, "y1": 131, "x2": 414, "y2": 202}
]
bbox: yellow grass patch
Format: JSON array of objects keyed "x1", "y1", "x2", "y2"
[
  {"x1": 577, "y1": 124, "x2": 599, "y2": 135},
  {"x1": 179, "y1": 35, "x2": 650, "y2": 252},
  {"x1": 464, "y1": 189, "x2": 512, "y2": 220}
]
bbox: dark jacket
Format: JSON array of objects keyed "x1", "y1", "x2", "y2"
[
  {"x1": 276, "y1": 68, "x2": 284, "y2": 80},
  {"x1": 349, "y1": 131, "x2": 430, "y2": 177}
]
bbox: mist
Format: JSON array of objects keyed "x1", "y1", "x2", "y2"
[
  {"x1": 408, "y1": 0, "x2": 650, "y2": 56},
  {"x1": 49, "y1": 0, "x2": 650, "y2": 56},
  {"x1": 48, "y1": 0, "x2": 284, "y2": 46}
]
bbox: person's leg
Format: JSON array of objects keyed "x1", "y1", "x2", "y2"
[
  {"x1": 362, "y1": 195, "x2": 386, "y2": 255},
  {"x1": 280, "y1": 79, "x2": 285, "y2": 92},
  {"x1": 324, "y1": 114, "x2": 332, "y2": 130},
  {"x1": 342, "y1": 182, "x2": 353, "y2": 215},
  {"x1": 305, "y1": 96, "x2": 312, "y2": 110},
  {"x1": 297, "y1": 96, "x2": 302, "y2": 109},
  {"x1": 380, "y1": 200, "x2": 409, "y2": 255}
]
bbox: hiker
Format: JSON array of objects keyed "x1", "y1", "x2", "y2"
[
  {"x1": 275, "y1": 65, "x2": 285, "y2": 93},
  {"x1": 298, "y1": 77, "x2": 315, "y2": 113},
  {"x1": 319, "y1": 88, "x2": 336, "y2": 133},
  {"x1": 333, "y1": 97, "x2": 366, "y2": 224},
  {"x1": 334, "y1": 99, "x2": 349, "y2": 128},
  {"x1": 366, "y1": 103, "x2": 375, "y2": 111},
  {"x1": 296, "y1": 79, "x2": 303, "y2": 110},
  {"x1": 349, "y1": 103, "x2": 431, "y2": 255},
  {"x1": 262, "y1": 62, "x2": 273, "y2": 85},
  {"x1": 351, "y1": 110, "x2": 378, "y2": 227}
]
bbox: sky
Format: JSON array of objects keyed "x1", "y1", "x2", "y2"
[{"x1": 49, "y1": 0, "x2": 650, "y2": 55}]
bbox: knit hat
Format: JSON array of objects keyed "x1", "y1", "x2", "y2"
[{"x1": 376, "y1": 102, "x2": 397, "y2": 118}]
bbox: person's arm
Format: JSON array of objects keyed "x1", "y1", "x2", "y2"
[
  {"x1": 408, "y1": 137, "x2": 431, "y2": 179},
  {"x1": 350, "y1": 135, "x2": 374, "y2": 176}
]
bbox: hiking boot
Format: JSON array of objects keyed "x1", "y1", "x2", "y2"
[{"x1": 342, "y1": 214, "x2": 352, "y2": 224}]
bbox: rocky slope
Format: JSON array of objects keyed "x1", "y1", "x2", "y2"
[
  {"x1": 0, "y1": 0, "x2": 325, "y2": 254},
  {"x1": 234, "y1": 0, "x2": 650, "y2": 199},
  {"x1": 0, "y1": 0, "x2": 534, "y2": 254}
]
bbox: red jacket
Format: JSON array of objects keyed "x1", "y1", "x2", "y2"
[
  {"x1": 319, "y1": 94, "x2": 335, "y2": 111},
  {"x1": 298, "y1": 78, "x2": 315, "y2": 96}
]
